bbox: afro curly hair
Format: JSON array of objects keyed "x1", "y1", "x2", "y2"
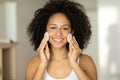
[{"x1": 27, "y1": 0, "x2": 92, "y2": 51}]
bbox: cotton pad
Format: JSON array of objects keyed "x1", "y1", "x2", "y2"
[
  {"x1": 45, "y1": 32, "x2": 49, "y2": 41},
  {"x1": 67, "y1": 33, "x2": 72, "y2": 43}
]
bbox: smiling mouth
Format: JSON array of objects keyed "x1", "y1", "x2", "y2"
[{"x1": 54, "y1": 38, "x2": 63, "y2": 42}]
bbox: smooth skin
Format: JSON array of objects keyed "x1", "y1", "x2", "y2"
[{"x1": 26, "y1": 13, "x2": 97, "y2": 80}]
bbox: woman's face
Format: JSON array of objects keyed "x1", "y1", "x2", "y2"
[{"x1": 46, "y1": 13, "x2": 71, "y2": 48}]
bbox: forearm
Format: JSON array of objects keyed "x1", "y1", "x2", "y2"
[
  {"x1": 70, "y1": 62, "x2": 92, "y2": 80},
  {"x1": 33, "y1": 63, "x2": 47, "y2": 80}
]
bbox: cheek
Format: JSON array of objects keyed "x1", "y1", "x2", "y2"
[
  {"x1": 64, "y1": 33, "x2": 69, "y2": 41},
  {"x1": 46, "y1": 30, "x2": 54, "y2": 38},
  {"x1": 47, "y1": 29, "x2": 71, "y2": 37},
  {"x1": 65, "y1": 34, "x2": 69, "y2": 38}
]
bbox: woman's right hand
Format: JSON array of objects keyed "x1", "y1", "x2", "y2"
[{"x1": 37, "y1": 32, "x2": 50, "y2": 65}]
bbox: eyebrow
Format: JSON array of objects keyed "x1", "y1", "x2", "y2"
[
  {"x1": 48, "y1": 24, "x2": 57, "y2": 26},
  {"x1": 62, "y1": 24, "x2": 71, "y2": 27},
  {"x1": 48, "y1": 24, "x2": 71, "y2": 27}
]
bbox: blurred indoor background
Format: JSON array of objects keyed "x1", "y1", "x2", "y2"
[{"x1": 0, "y1": 0, "x2": 120, "y2": 80}]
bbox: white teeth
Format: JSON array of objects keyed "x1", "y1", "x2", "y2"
[{"x1": 54, "y1": 39, "x2": 62, "y2": 42}]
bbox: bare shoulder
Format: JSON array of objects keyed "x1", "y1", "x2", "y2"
[
  {"x1": 80, "y1": 54, "x2": 96, "y2": 67},
  {"x1": 27, "y1": 55, "x2": 40, "y2": 67},
  {"x1": 26, "y1": 55, "x2": 40, "y2": 79},
  {"x1": 79, "y1": 54, "x2": 96, "y2": 71},
  {"x1": 79, "y1": 54, "x2": 97, "y2": 80}
]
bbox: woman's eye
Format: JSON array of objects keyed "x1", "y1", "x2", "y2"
[
  {"x1": 63, "y1": 28, "x2": 69, "y2": 30},
  {"x1": 50, "y1": 27, "x2": 56, "y2": 29}
]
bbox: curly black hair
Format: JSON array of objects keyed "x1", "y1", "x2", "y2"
[{"x1": 27, "y1": 0, "x2": 92, "y2": 51}]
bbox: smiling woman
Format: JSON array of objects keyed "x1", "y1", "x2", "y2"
[
  {"x1": 46, "y1": 13, "x2": 71, "y2": 48},
  {"x1": 26, "y1": 0, "x2": 97, "y2": 80}
]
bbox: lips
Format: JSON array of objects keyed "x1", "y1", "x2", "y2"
[{"x1": 53, "y1": 38, "x2": 63, "y2": 42}]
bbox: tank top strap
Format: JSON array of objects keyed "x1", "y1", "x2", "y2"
[{"x1": 77, "y1": 57, "x2": 80, "y2": 64}]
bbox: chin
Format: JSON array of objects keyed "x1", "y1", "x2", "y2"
[
  {"x1": 50, "y1": 42, "x2": 67, "y2": 49},
  {"x1": 52, "y1": 45, "x2": 67, "y2": 49}
]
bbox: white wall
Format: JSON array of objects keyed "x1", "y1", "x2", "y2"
[
  {"x1": 0, "y1": 1, "x2": 17, "y2": 42},
  {"x1": 74, "y1": 0, "x2": 97, "y2": 10},
  {"x1": 16, "y1": 0, "x2": 47, "y2": 79},
  {"x1": 0, "y1": 2, "x2": 6, "y2": 39},
  {"x1": 98, "y1": 0, "x2": 120, "y2": 80}
]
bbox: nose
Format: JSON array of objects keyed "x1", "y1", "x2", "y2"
[{"x1": 56, "y1": 28, "x2": 62, "y2": 36}]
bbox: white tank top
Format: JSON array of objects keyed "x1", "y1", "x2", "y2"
[
  {"x1": 43, "y1": 58, "x2": 80, "y2": 80},
  {"x1": 43, "y1": 70, "x2": 78, "y2": 80}
]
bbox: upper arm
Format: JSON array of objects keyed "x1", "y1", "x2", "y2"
[
  {"x1": 80, "y1": 54, "x2": 97, "y2": 80},
  {"x1": 25, "y1": 56, "x2": 40, "y2": 80}
]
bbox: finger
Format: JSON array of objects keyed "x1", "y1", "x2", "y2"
[
  {"x1": 73, "y1": 36, "x2": 79, "y2": 48},
  {"x1": 37, "y1": 34, "x2": 48, "y2": 52},
  {"x1": 71, "y1": 36, "x2": 80, "y2": 49},
  {"x1": 45, "y1": 43, "x2": 50, "y2": 54},
  {"x1": 37, "y1": 39, "x2": 46, "y2": 53},
  {"x1": 68, "y1": 43, "x2": 73, "y2": 57},
  {"x1": 45, "y1": 43, "x2": 50, "y2": 59},
  {"x1": 69, "y1": 36, "x2": 81, "y2": 54},
  {"x1": 69, "y1": 37, "x2": 76, "y2": 49}
]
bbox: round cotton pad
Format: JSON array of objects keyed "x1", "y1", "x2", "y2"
[
  {"x1": 45, "y1": 32, "x2": 49, "y2": 41},
  {"x1": 67, "y1": 33, "x2": 72, "y2": 43}
]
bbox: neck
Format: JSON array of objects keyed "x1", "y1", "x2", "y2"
[{"x1": 50, "y1": 47, "x2": 68, "y2": 61}]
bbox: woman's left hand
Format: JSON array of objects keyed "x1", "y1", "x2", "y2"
[{"x1": 68, "y1": 36, "x2": 81, "y2": 65}]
